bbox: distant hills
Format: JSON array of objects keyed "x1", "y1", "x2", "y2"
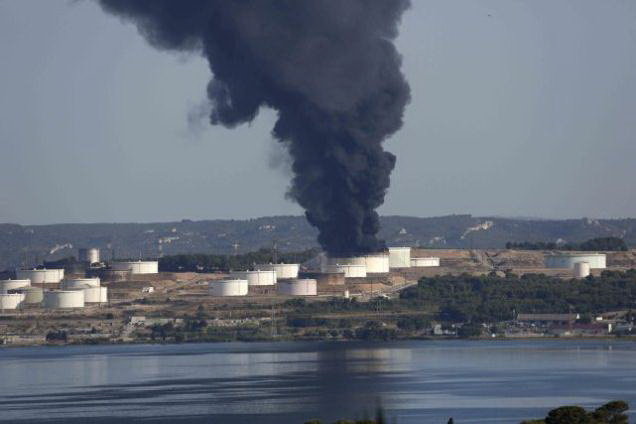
[{"x1": 1, "y1": 215, "x2": 635, "y2": 270}]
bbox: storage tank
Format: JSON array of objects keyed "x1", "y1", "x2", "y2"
[
  {"x1": 62, "y1": 278, "x2": 101, "y2": 289},
  {"x1": 230, "y1": 270, "x2": 276, "y2": 286},
  {"x1": 544, "y1": 253, "x2": 606, "y2": 269},
  {"x1": 300, "y1": 272, "x2": 345, "y2": 286},
  {"x1": 78, "y1": 248, "x2": 100, "y2": 264},
  {"x1": 16, "y1": 269, "x2": 65, "y2": 284},
  {"x1": 208, "y1": 279, "x2": 248, "y2": 296},
  {"x1": 324, "y1": 264, "x2": 367, "y2": 278},
  {"x1": 410, "y1": 257, "x2": 440, "y2": 267},
  {"x1": 22, "y1": 287, "x2": 44, "y2": 304},
  {"x1": 277, "y1": 279, "x2": 317, "y2": 296},
  {"x1": 93, "y1": 268, "x2": 131, "y2": 282},
  {"x1": 388, "y1": 247, "x2": 411, "y2": 268},
  {"x1": 574, "y1": 262, "x2": 591, "y2": 278},
  {"x1": 321, "y1": 256, "x2": 366, "y2": 271},
  {"x1": 43, "y1": 290, "x2": 85, "y2": 309},
  {"x1": 256, "y1": 263, "x2": 300, "y2": 279},
  {"x1": 0, "y1": 293, "x2": 25, "y2": 310},
  {"x1": 364, "y1": 254, "x2": 390, "y2": 273},
  {"x1": 111, "y1": 260, "x2": 159, "y2": 274},
  {"x1": 81, "y1": 286, "x2": 108, "y2": 303},
  {"x1": 0, "y1": 279, "x2": 31, "y2": 292}
]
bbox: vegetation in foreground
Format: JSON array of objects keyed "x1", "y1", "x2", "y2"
[
  {"x1": 301, "y1": 401, "x2": 629, "y2": 424},
  {"x1": 522, "y1": 400, "x2": 629, "y2": 424}
]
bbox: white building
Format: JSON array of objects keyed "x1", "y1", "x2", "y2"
[
  {"x1": 544, "y1": 253, "x2": 606, "y2": 269},
  {"x1": 16, "y1": 269, "x2": 64, "y2": 284},
  {"x1": 229, "y1": 270, "x2": 276, "y2": 286},
  {"x1": 208, "y1": 279, "x2": 249, "y2": 296},
  {"x1": 388, "y1": 247, "x2": 411, "y2": 268},
  {"x1": 111, "y1": 260, "x2": 159, "y2": 274},
  {"x1": 277, "y1": 279, "x2": 317, "y2": 296}
]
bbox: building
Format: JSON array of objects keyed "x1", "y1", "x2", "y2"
[{"x1": 516, "y1": 313, "x2": 580, "y2": 325}]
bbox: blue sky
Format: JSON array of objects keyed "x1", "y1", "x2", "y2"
[{"x1": 1, "y1": 0, "x2": 635, "y2": 224}]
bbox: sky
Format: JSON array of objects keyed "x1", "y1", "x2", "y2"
[{"x1": 1, "y1": 0, "x2": 635, "y2": 224}]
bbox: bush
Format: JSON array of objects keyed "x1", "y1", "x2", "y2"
[
  {"x1": 396, "y1": 315, "x2": 430, "y2": 331},
  {"x1": 46, "y1": 330, "x2": 67, "y2": 342},
  {"x1": 457, "y1": 323, "x2": 482, "y2": 338}
]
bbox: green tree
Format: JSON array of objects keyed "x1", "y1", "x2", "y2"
[
  {"x1": 545, "y1": 406, "x2": 591, "y2": 424},
  {"x1": 590, "y1": 401, "x2": 629, "y2": 424}
]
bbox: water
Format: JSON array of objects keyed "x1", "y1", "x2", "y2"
[{"x1": 1, "y1": 340, "x2": 635, "y2": 423}]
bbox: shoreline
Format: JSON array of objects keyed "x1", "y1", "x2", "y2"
[{"x1": 2, "y1": 334, "x2": 635, "y2": 350}]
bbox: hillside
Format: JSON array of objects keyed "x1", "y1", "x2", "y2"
[{"x1": 1, "y1": 215, "x2": 635, "y2": 270}]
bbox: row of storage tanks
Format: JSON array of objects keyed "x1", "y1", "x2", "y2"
[
  {"x1": 0, "y1": 277, "x2": 108, "y2": 310},
  {"x1": 209, "y1": 248, "x2": 441, "y2": 297},
  {"x1": 12, "y1": 261, "x2": 159, "y2": 286},
  {"x1": 208, "y1": 263, "x2": 317, "y2": 296},
  {"x1": 320, "y1": 247, "x2": 440, "y2": 278}
]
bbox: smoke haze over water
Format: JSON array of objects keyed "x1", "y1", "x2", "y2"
[{"x1": 98, "y1": 0, "x2": 411, "y2": 256}]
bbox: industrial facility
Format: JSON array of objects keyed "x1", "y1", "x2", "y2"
[
  {"x1": 544, "y1": 253, "x2": 607, "y2": 269},
  {"x1": 111, "y1": 260, "x2": 159, "y2": 274},
  {"x1": 256, "y1": 263, "x2": 300, "y2": 279},
  {"x1": 410, "y1": 257, "x2": 441, "y2": 267},
  {"x1": 209, "y1": 279, "x2": 249, "y2": 296},
  {"x1": 229, "y1": 270, "x2": 276, "y2": 286},
  {"x1": 43, "y1": 290, "x2": 85, "y2": 309},
  {"x1": 16, "y1": 268, "x2": 64, "y2": 284},
  {"x1": 4, "y1": 243, "x2": 620, "y2": 321},
  {"x1": 78, "y1": 248, "x2": 100, "y2": 265},
  {"x1": 277, "y1": 279, "x2": 317, "y2": 296},
  {"x1": 0, "y1": 241, "x2": 632, "y2": 347}
]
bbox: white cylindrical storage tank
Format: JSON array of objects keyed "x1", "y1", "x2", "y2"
[
  {"x1": 0, "y1": 279, "x2": 31, "y2": 292},
  {"x1": 388, "y1": 247, "x2": 411, "y2": 268},
  {"x1": 410, "y1": 257, "x2": 440, "y2": 267},
  {"x1": 81, "y1": 286, "x2": 108, "y2": 303},
  {"x1": 321, "y1": 256, "x2": 366, "y2": 272},
  {"x1": 62, "y1": 277, "x2": 101, "y2": 289},
  {"x1": 16, "y1": 269, "x2": 65, "y2": 284},
  {"x1": 256, "y1": 263, "x2": 300, "y2": 279},
  {"x1": 79, "y1": 248, "x2": 100, "y2": 264},
  {"x1": 324, "y1": 264, "x2": 367, "y2": 278},
  {"x1": 364, "y1": 254, "x2": 390, "y2": 273},
  {"x1": 277, "y1": 279, "x2": 317, "y2": 296},
  {"x1": 111, "y1": 260, "x2": 159, "y2": 274},
  {"x1": 229, "y1": 270, "x2": 276, "y2": 286},
  {"x1": 0, "y1": 293, "x2": 25, "y2": 310},
  {"x1": 544, "y1": 253, "x2": 606, "y2": 269},
  {"x1": 574, "y1": 262, "x2": 591, "y2": 278},
  {"x1": 22, "y1": 287, "x2": 44, "y2": 304},
  {"x1": 321, "y1": 256, "x2": 365, "y2": 272},
  {"x1": 208, "y1": 279, "x2": 248, "y2": 296},
  {"x1": 43, "y1": 290, "x2": 85, "y2": 309}
]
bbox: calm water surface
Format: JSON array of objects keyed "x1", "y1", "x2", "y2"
[{"x1": 1, "y1": 340, "x2": 635, "y2": 423}]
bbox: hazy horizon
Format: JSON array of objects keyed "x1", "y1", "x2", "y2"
[
  {"x1": 1, "y1": 213, "x2": 633, "y2": 227},
  {"x1": 2, "y1": 0, "x2": 635, "y2": 224}
]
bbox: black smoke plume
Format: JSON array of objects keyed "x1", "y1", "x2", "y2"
[{"x1": 98, "y1": 0, "x2": 411, "y2": 257}]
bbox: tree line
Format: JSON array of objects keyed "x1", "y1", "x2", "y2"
[
  {"x1": 301, "y1": 401, "x2": 628, "y2": 423},
  {"x1": 158, "y1": 248, "x2": 317, "y2": 272},
  {"x1": 505, "y1": 237, "x2": 628, "y2": 251},
  {"x1": 399, "y1": 270, "x2": 636, "y2": 323}
]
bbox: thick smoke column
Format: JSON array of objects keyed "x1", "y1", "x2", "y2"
[{"x1": 99, "y1": 0, "x2": 410, "y2": 257}]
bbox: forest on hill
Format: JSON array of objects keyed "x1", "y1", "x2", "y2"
[{"x1": 0, "y1": 215, "x2": 634, "y2": 270}]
